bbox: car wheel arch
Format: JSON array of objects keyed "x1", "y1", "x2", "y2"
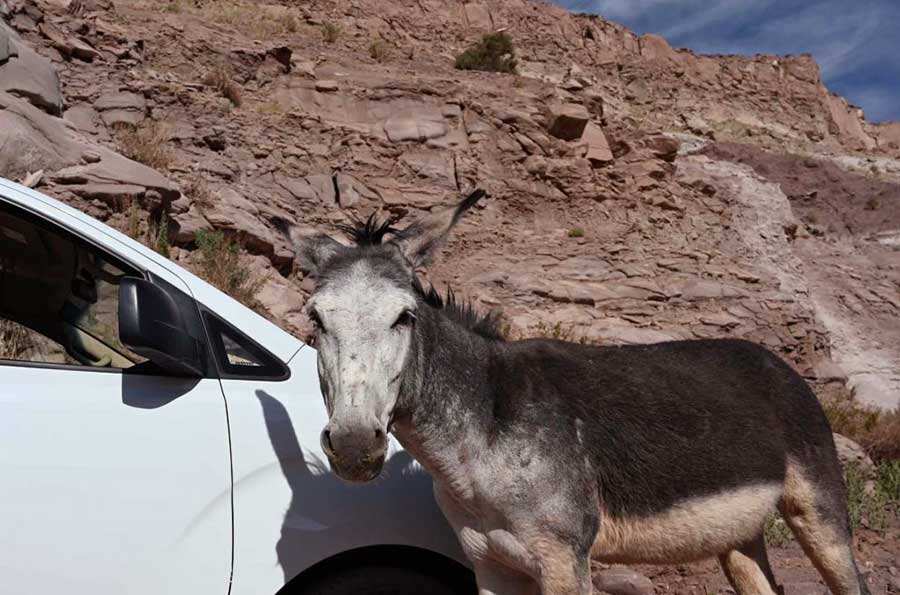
[{"x1": 275, "y1": 544, "x2": 476, "y2": 595}]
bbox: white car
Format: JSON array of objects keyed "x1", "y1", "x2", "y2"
[{"x1": 0, "y1": 178, "x2": 473, "y2": 595}]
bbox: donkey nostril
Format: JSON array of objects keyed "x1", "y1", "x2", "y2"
[
  {"x1": 374, "y1": 428, "x2": 385, "y2": 441},
  {"x1": 321, "y1": 429, "x2": 335, "y2": 454}
]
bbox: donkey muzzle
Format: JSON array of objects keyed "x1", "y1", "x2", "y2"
[{"x1": 320, "y1": 421, "x2": 388, "y2": 483}]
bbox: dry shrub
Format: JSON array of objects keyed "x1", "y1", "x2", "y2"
[
  {"x1": 115, "y1": 121, "x2": 171, "y2": 170},
  {"x1": 369, "y1": 40, "x2": 390, "y2": 62},
  {"x1": 865, "y1": 410, "x2": 900, "y2": 461},
  {"x1": 823, "y1": 396, "x2": 900, "y2": 462},
  {"x1": 181, "y1": 177, "x2": 214, "y2": 210},
  {"x1": 0, "y1": 319, "x2": 32, "y2": 360},
  {"x1": 191, "y1": 1, "x2": 302, "y2": 37},
  {"x1": 203, "y1": 64, "x2": 242, "y2": 107},
  {"x1": 194, "y1": 229, "x2": 263, "y2": 308},
  {"x1": 322, "y1": 22, "x2": 340, "y2": 43}
]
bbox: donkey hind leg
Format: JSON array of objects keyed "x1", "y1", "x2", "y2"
[
  {"x1": 719, "y1": 533, "x2": 781, "y2": 595},
  {"x1": 781, "y1": 461, "x2": 870, "y2": 595}
]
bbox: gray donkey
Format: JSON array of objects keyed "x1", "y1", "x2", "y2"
[{"x1": 277, "y1": 191, "x2": 869, "y2": 595}]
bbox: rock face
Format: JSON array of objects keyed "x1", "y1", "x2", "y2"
[
  {"x1": 0, "y1": 0, "x2": 898, "y2": 417},
  {"x1": 0, "y1": 22, "x2": 63, "y2": 115}
]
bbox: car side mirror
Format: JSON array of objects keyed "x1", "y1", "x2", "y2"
[{"x1": 118, "y1": 277, "x2": 205, "y2": 377}]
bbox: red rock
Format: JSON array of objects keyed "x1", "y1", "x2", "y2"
[
  {"x1": 547, "y1": 103, "x2": 590, "y2": 141},
  {"x1": 580, "y1": 122, "x2": 614, "y2": 166}
]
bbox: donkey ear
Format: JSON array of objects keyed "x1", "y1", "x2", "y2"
[
  {"x1": 273, "y1": 218, "x2": 344, "y2": 276},
  {"x1": 392, "y1": 189, "x2": 486, "y2": 267}
]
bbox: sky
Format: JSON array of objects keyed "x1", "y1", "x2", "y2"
[{"x1": 556, "y1": 0, "x2": 900, "y2": 122}]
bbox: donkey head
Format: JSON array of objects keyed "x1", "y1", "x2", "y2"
[{"x1": 282, "y1": 190, "x2": 484, "y2": 482}]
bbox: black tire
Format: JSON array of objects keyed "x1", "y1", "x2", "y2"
[{"x1": 294, "y1": 563, "x2": 466, "y2": 595}]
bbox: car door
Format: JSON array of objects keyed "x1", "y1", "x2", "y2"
[{"x1": 0, "y1": 192, "x2": 231, "y2": 595}]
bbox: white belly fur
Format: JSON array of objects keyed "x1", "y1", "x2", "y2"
[{"x1": 593, "y1": 482, "x2": 783, "y2": 564}]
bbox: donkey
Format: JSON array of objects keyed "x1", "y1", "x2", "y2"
[{"x1": 277, "y1": 190, "x2": 869, "y2": 595}]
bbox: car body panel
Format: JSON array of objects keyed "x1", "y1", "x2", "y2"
[
  {"x1": 0, "y1": 178, "x2": 468, "y2": 594},
  {"x1": 0, "y1": 367, "x2": 233, "y2": 594},
  {"x1": 226, "y1": 346, "x2": 467, "y2": 595}
]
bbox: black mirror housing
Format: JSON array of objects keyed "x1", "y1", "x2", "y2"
[{"x1": 118, "y1": 277, "x2": 205, "y2": 377}]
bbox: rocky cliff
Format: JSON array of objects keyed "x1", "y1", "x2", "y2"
[{"x1": 2, "y1": 0, "x2": 899, "y2": 411}]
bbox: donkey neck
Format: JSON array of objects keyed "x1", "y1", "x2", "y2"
[{"x1": 392, "y1": 305, "x2": 496, "y2": 490}]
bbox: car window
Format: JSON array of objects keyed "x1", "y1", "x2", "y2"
[
  {"x1": 203, "y1": 311, "x2": 289, "y2": 380},
  {"x1": 0, "y1": 203, "x2": 147, "y2": 370}
]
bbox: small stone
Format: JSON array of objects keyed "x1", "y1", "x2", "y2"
[
  {"x1": 593, "y1": 566, "x2": 654, "y2": 595},
  {"x1": 314, "y1": 79, "x2": 338, "y2": 92},
  {"x1": 81, "y1": 150, "x2": 102, "y2": 164}
]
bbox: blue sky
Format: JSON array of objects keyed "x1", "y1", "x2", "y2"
[{"x1": 556, "y1": 0, "x2": 900, "y2": 122}]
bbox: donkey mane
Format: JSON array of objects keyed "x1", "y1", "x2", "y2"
[
  {"x1": 411, "y1": 278, "x2": 506, "y2": 341},
  {"x1": 339, "y1": 212, "x2": 505, "y2": 341}
]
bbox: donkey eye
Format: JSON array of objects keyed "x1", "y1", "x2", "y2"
[{"x1": 392, "y1": 310, "x2": 416, "y2": 328}]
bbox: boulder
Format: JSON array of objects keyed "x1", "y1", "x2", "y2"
[
  {"x1": 584, "y1": 320, "x2": 677, "y2": 345},
  {"x1": 0, "y1": 23, "x2": 64, "y2": 115},
  {"x1": 643, "y1": 134, "x2": 680, "y2": 162},
  {"x1": 639, "y1": 33, "x2": 677, "y2": 62},
  {"x1": 833, "y1": 433, "x2": 876, "y2": 485},
  {"x1": 201, "y1": 187, "x2": 278, "y2": 255},
  {"x1": 172, "y1": 204, "x2": 212, "y2": 244},
  {"x1": 64, "y1": 103, "x2": 101, "y2": 134},
  {"x1": 547, "y1": 103, "x2": 590, "y2": 141},
  {"x1": 94, "y1": 91, "x2": 146, "y2": 126},
  {"x1": 463, "y1": 3, "x2": 492, "y2": 30},
  {"x1": 0, "y1": 22, "x2": 10, "y2": 62},
  {"x1": 39, "y1": 22, "x2": 100, "y2": 61},
  {"x1": 0, "y1": 91, "x2": 82, "y2": 180},
  {"x1": 383, "y1": 117, "x2": 447, "y2": 143},
  {"x1": 49, "y1": 145, "x2": 179, "y2": 201},
  {"x1": 580, "y1": 122, "x2": 613, "y2": 165},
  {"x1": 314, "y1": 79, "x2": 338, "y2": 93}
]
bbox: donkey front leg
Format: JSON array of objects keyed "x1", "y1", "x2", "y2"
[
  {"x1": 473, "y1": 559, "x2": 540, "y2": 595},
  {"x1": 530, "y1": 537, "x2": 593, "y2": 595}
]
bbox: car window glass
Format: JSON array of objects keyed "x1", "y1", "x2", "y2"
[
  {"x1": 203, "y1": 311, "x2": 288, "y2": 379},
  {"x1": 0, "y1": 204, "x2": 146, "y2": 369}
]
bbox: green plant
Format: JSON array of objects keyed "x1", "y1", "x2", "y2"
[
  {"x1": 845, "y1": 462, "x2": 891, "y2": 532},
  {"x1": 369, "y1": 40, "x2": 390, "y2": 62},
  {"x1": 534, "y1": 321, "x2": 576, "y2": 342},
  {"x1": 875, "y1": 459, "x2": 900, "y2": 507},
  {"x1": 454, "y1": 32, "x2": 517, "y2": 73},
  {"x1": 568, "y1": 227, "x2": 585, "y2": 238},
  {"x1": 194, "y1": 230, "x2": 262, "y2": 308},
  {"x1": 115, "y1": 121, "x2": 171, "y2": 170},
  {"x1": 124, "y1": 200, "x2": 142, "y2": 240},
  {"x1": 322, "y1": 22, "x2": 341, "y2": 43},
  {"x1": 763, "y1": 513, "x2": 793, "y2": 547},
  {"x1": 865, "y1": 197, "x2": 881, "y2": 211},
  {"x1": 148, "y1": 211, "x2": 171, "y2": 258},
  {"x1": 823, "y1": 397, "x2": 900, "y2": 462}
]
